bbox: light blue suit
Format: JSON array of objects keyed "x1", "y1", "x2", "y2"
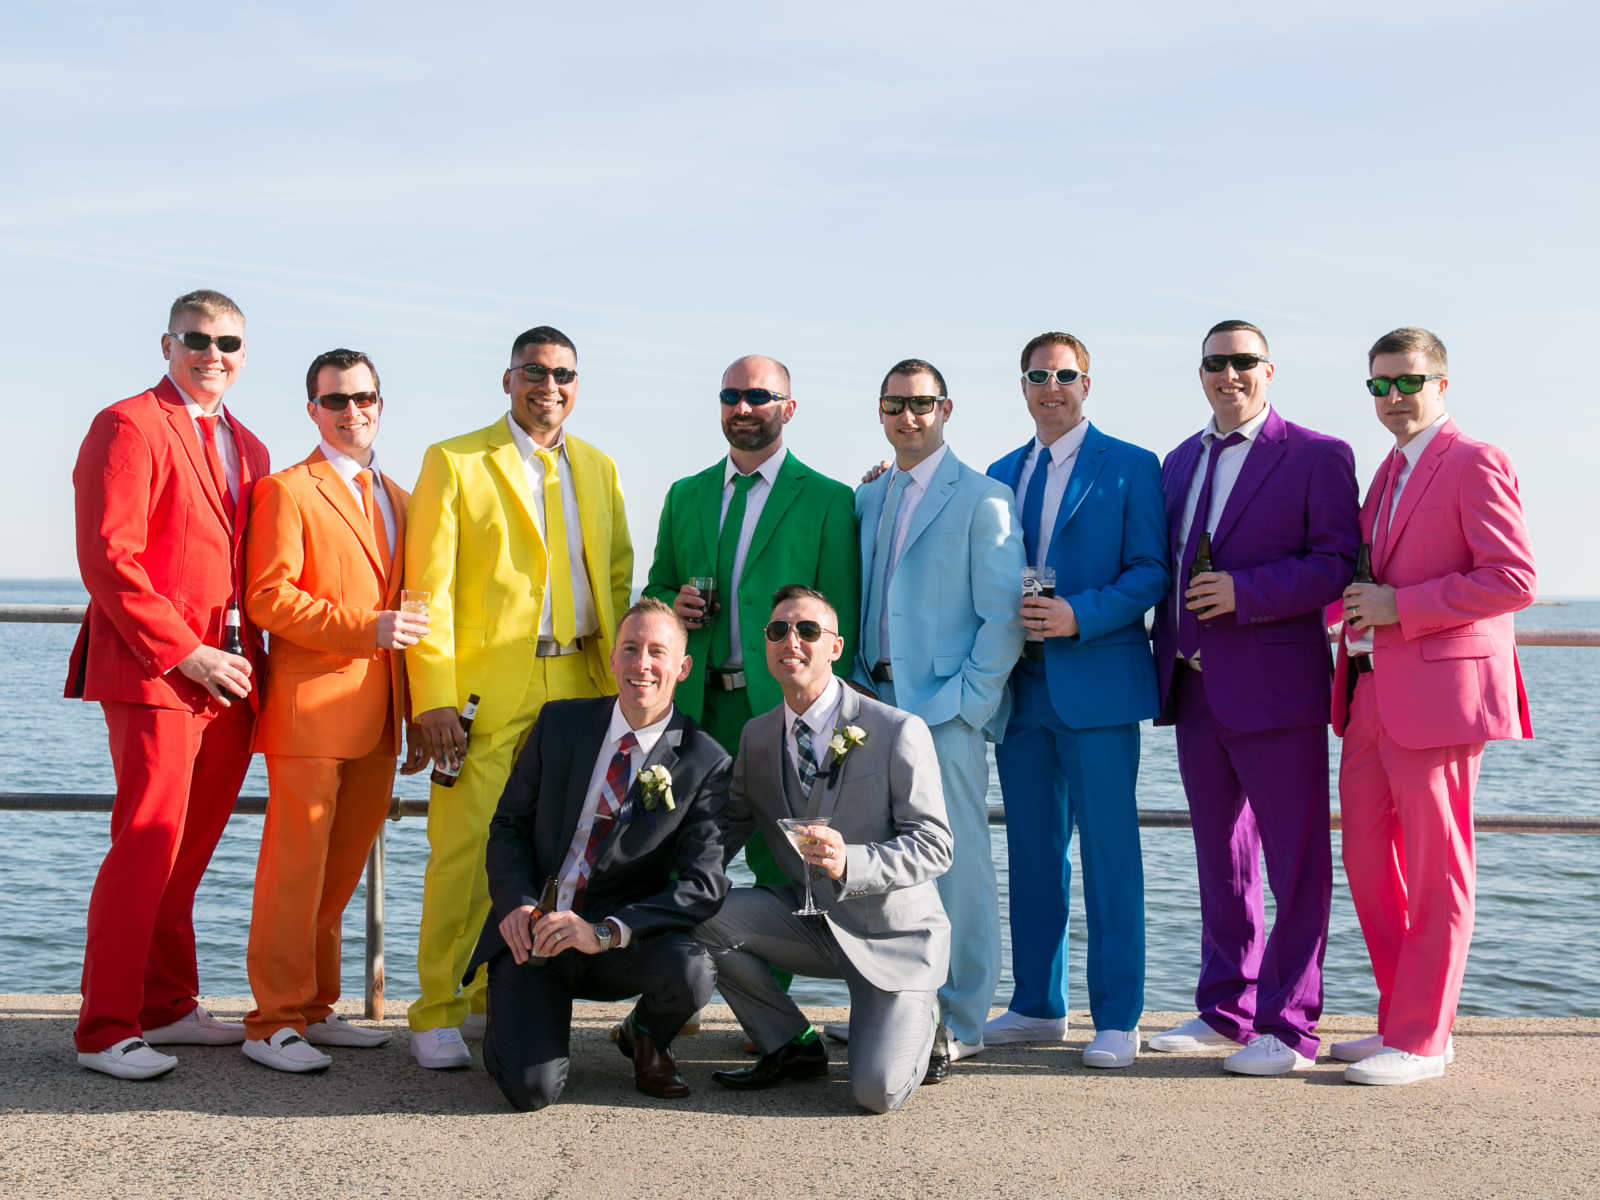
[
  {"x1": 987, "y1": 422, "x2": 1169, "y2": 1032},
  {"x1": 854, "y1": 447, "x2": 1025, "y2": 1045}
]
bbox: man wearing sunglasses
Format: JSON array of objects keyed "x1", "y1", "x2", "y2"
[
  {"x1": 237, "y1": 348, "x2": 430, "y2": 1072},
  {"x1": 835, "y1": 357, "x2": 1022, "y2": 1076},
  {"x1": 984, "y1": 332, "x2": 1169, "y2": 1069},
  {"x1": 68, "y1": 289, "x2": 271, "y2": 1079},
  {"x1": 697, "y1": 585, "x2": 953, "y2": 1113},
  {"x1": 404, "y1": 326, "x2": 633, "y2": 1069},
  {"x1": 643, "y1": 354, "x2": 859, "y2": 894},
  {"x1": 1148, "y1": 320, "x2": 1359, "y2": 1076},
  {"x1": 1331, "y1": 328, "x2": 1534, "y2": 1086}
]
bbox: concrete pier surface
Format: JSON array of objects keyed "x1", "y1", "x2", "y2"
[{"x1": 4, "y1": 996, "x2": 1596, "y2": 1199}]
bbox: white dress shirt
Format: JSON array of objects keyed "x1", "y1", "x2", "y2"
[
  {"x1": 506, "y1": 414, "x2": 598, "y2": 643},
  {"x1": 875, "y1": 443, "x2": 948, "y2": 660},
  {"x1": 1013, "y1": 417, "x2": 1090, "y2": 564},
  {"x1": 173, "y1": 377, "x2": 240, "y2": 503},
  {"x1": 782, "y1": 676, "x2": 844, "y2": 782},
  {"x1": 1347, "y1": 412, "x2": 1450, "y2": 656},
  {"x1": 717, "y1": 447, "x2": 788, "y2": 667},
  {"x1": 554, "y1": 701, "x2": 674, "y2": 944},
  {"x1": 318, "y1": 440, "x2": 397, "y2": 559}
]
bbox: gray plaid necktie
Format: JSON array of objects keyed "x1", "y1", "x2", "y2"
[{"x1": 794, "y1": 722, "x2": 821, "y2": 795}]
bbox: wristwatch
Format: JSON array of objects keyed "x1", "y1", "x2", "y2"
[{"x1": 593, "y1": 921, "x2": 614, "y2": 952}]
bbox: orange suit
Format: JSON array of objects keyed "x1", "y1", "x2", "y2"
[{"x1": 241, "y1": 448, "x2": 410, "y2": 1038}]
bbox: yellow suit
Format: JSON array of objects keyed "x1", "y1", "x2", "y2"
[{"x1": 405, "y1": 417, "x2": 632, "y2": 1031}]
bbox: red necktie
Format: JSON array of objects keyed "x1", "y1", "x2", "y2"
[
  {"x1": 575, "y1": 731, "x2": 638, "y2": 901},
  {"x1": 357, "y1": 469, "x2": 392, "y2": 576},
  {"x1": 196, "y1": 415, "x2": 235, "y2": 528},
  {"x1": 1372, "y1": 449, "x2": 1403, "y2": 567}
]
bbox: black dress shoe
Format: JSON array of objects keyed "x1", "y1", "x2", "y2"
[
  {"x1": 923, "y1": 1023, "x2": 951, "y2": 1084},
  {"x1": 712, "y1": 1036, "x2": 829, "y2": 1090}
]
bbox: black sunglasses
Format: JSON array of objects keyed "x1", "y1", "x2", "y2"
[
  {"x1": 720, "y1": 388, "x2": 788, "y2": 407},
  {"x1": 764, "y1": 619, "x2": 836, "y2": 644},
  {"x1": 1022, "y1": 368, "x2": 1083, "y2": 386},
  {"x1": 511, "y1": 364, "x2": 578, "y2": 385},
  {"x1": 169, "y1": 331, "x2": 243, "y2": 353},
  {"x1": 879, "y1": 395, "x2": 945, "y2": 415},
  {"x1": 1201, "y1": 354, "x2": 1269, "y2": 373},
  {"x1": 314, "y1": 391, "x2": 381, "y2": 410},
  {"x1": 1367, "y1": 374, "x2": 1444, "y2": 397}
]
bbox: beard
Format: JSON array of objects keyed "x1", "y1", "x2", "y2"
[{"x1": 722, "y1": 410, "x2": 781, "y2": 453}]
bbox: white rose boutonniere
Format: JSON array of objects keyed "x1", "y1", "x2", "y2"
[
  {"x1": 639, "y1": 764, "x2": 675, "y2": 811},
  {"x1": 827, "y1": 723, "x2": 868, "y2": 761}
]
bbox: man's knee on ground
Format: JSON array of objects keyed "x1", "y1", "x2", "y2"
[
  {"x1": 493, "y1": 1059, "x2": 567, "y2": 1112},
  {"x1": 851, "y1": 1071, "x2": 915, "y2": 1115}
]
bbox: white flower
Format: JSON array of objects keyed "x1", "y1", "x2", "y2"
[
  {"x1": 828, "y1": 723, "x2": 868, "y2": 763},
  {"x1": 640, "y1": 764, "x2": 675, "y2": 811}
]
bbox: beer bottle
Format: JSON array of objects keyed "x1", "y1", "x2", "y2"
[
  {"x1": 1189, "y1": 531, "x2": 1215, "y2": 583},
  {"x1": 219, "y1": 601, "x2": 246, "y2": 702},
  {"x1": 1352, "y1": 543, "x2": 1375, "y2": 584},
  {"x1": 430, "y1": 692, "x2": 482, "y2": 788},
  {"x1": 526, "y1": 876, "x2": 562, "y2": 966}
]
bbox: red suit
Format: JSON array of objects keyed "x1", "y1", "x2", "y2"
[
  {"x1": 67, "y1": 376, "x2": 269, "y2": 1053},
  {"x1": 1332, "y1": 419, "x2": 1535, "y2": 1056}
]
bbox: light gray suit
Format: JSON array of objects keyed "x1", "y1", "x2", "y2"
[{"x1": 696, "y1": 685, "x2": 953, "y2": 1113}]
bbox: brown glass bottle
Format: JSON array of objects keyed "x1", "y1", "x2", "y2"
[
  {"x1": 526, "y1": 876, "x2": 562, "y2": 966},
  {"x1": 1189, "y1": 531, "x2": 1215, "y2": 582},
  {"x1": 1351, "y1": 543, "x2": 1375, "y2": 584},
  {"x1": 430, "y1": 693, "x2": 482, "y2": 788},
  {"x1": 219, "y1": 601, "x2": 246, "y2": 702}
]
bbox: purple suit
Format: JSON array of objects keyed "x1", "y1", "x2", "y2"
[{"x1": 1153, "y1": 407, "x2": 1358, "y2": 1057}]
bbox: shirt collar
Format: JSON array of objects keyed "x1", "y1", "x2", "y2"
[
  {"x1": 506, "y1": 412, "x2": 565, "y2": 462},
  {"x1": 605, "y1": 699, "x2": 673, "y2": 756},
  {"x1": 319, "y1": 440, "x2": 379, "y2": 482},
  {"x1": 783, "y1": 676, "x2": 843, "y2": 742},
  {"x1": 1203, "y1": 404, "x2": 1272, "y2": 445},
  {"x1": 1033, "y1": 416, "x2": 1089, "y2": 464},
  {"x1": 1397, "y1": 412, "x2": 1449, "y2": 468},
  {"x1": 723, "y1": 445, "x2": 787, "y2": 488},
  {"x1": 890, "y1": 443, "x2": 947, "y2": 491}
]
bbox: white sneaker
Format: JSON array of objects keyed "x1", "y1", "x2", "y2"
[
  {"x1": 143, "y1": 1004, "x2": 245, "y2": 1046},
  {"x1": 1344, "y1": 1046, "x2": 1448, "y2": 1086},
  {"x1": 1331, "y1": 1033, "x2": 1454, "y2": 1065},
  {"x1": 1082, "y1": 1028, "x2": 1140, "y2": 1069},
  {"x1": 459, "y1": 1013, "x2": 486, "y2": 1041},
  {"x1": 949, "y1": 1036, "x2": 984, "y2": 1062},
  {"x1": 304, "y1": 1013, "x2": 391, "y2": 1048},
  {"x1": 243, "y1": 1029, "x2": 333, "y2": 1074},
  {"x1": 77, "y1": 1036, "x2": 177, "y2": 1080},
  {"x1": 1222, "y1": 1033, "x2": 1312, "y2": 1076},
  {"x1": 982, "y1": 1010, "x2": 1069, "y2": 1045},
  {"x1": 822, "y1": 1022, "x2": 850, "y2": 1043},
  {"x1": 1147, "y1": 1016, "x2": 1239, "y2": 1053},
  {"x1": 410, "y1": 1026, "x2": 471, "y2": 1069}
]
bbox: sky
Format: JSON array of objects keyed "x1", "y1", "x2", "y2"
[{"x1": 4, "y1": 1, "x2": 1597, "y2": 593}]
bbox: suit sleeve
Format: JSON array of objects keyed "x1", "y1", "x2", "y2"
[
  {"x1": 817, "y1": 481, "x2": 862, "y2": 680},
  {"x1": 1230, "y1": 438, "x2": 1361, "y2": 624},
  {"x1": 485, "y1": 711, "x2": 551, "y2": 919},
  {"x1": 1395, "y1": 446, "x2": 1537, "y2": 637},
  {"x1": 242, "y1": 475, "x2": 382, "y2": 657},
  {"x1": 718, "y1": 724, "x2": 757, "y2": 864},
  {"x1": 957, "y1": 488, "x2": 1026, "y2": 726},
  {"x1": 404, "y1": 444, "x2": 460, "y2": 716},
  {"x1": 840, "y1": 716, "x2": 954, "y2": 897},
  {"x1": 604, "y1": 460, "x2": 635, "y2": 626},
  {"x1": 1070, "y1": 448, "x2": 1172, "y2": 641},
  {"x1": 608, "y1": 752, "x2": 731, "y2": 937},
  {"x1": 73, "y1": 409, "x2": 205, "y2": 677},
  {"x1": 641, "y1": 481, "x2": 681, "y2": 605}
]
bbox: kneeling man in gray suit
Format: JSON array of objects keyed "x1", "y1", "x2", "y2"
[{"x1": 698, "y1": 584, "x2": 953, "y2": 1113}]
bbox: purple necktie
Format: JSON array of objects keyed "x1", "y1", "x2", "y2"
[{"x1": 1177, "y1": 431, "x2": 1246, "y2": 659}]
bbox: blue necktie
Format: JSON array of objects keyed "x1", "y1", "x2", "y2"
[
  {"x1": 864, "y1": 472, "x2": 911, "y2": 666},
  {"x1": 1021, "y1": 445, "x2": 1052, "y2": 565},
  {"x1": 794, "y1": 722, "x2": 821, "y2": 796},
  {"x1": 1177, "y1": 431, "x2": 1246, "y2": 658}
]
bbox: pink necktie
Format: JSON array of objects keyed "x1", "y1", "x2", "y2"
[{"x1": 1371, "y1": 449, "x2": 1403, "y2": 567}]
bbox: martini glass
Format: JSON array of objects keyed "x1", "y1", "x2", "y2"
[{"x1": 776, "y1": 817, "x2": 832, "y2": 916}]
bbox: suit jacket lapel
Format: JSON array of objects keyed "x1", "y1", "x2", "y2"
[
  {"x1": 994, "y1": 442, "x2": 1030, "y2": 494},
  {"x1": 808, "y1": 686, "x2": 861, "y2": 823},
  {"x1": 1166, "y1": 435, "x2": 1203, "y2": 554},
  {"x1": 308, "y1": 451, "x2": 387, "y2": 579},
  {"x1": 897, "y1": 451, "x2": 961, "y2": 560},
  {"x1": 555, "y1": 700, "x2": 614, "y2": 856},
  {"x1": 1379, "y1": 421, "x2": 1455, "y2": 573},
  {"x1": 380, "y1": 470, "x2": 407, "y2": 605},
  {"x1": 1051, "y1": 424, "x2": 1109, "y2": 543},
  {"x1": 742, "y1": 452, "x2": 805, "y2": 570},
  {"x1": 695, "y1": 460, "x2": 725, "y2": 572},
  {"x1": 1212, "y1": 411, "x2": 1286, "y2": 551},
  {"x1": 485, "y1": 422, "x2": 543, "y2": 543},
  {"x1": 158, "y1": 381, "x2": 232, "y2": 532},
  {"x1": 856, "y1": 473, "x2": 887, "y2": 599},
  {"x1": 597, "y1": 720, "x2": 685, "y2": 864}
]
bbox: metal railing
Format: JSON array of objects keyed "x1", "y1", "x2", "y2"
[{"x1": 4, "y1": 602, "x2": 1597, "y2": 1018}]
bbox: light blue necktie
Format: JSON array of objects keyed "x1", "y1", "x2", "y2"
[{"x1": 864, "y1": 472, "x2": 912, "y2": 666}]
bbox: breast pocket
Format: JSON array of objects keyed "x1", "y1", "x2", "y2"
[{"x1": 1419, "y1": 633, "x2": 1492, "y2": 660}]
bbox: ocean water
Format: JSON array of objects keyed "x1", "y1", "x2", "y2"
[{"x1": 2, "y1": 579, "x2": 1596, "y2": 1020}]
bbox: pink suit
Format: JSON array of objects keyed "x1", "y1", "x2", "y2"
[{"x1": 1332, "y1": 419, "x2": 1535, "y2": 1056}]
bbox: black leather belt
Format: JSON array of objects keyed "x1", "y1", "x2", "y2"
[
  {"x1": 706, "y1": 666, "x2": 746, "y2": 691},
  {"x1": 870, "y1": 661, "x2": 894, "y2": 683},
  {"x1": 1020, "y1": 641, "x2": 1045, "y2": 662},
  {"x1": 1351, "y1": 654, "x2": 1374, "y2": 676}
]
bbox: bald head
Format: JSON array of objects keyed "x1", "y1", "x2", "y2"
[{"x1": 721, "y1": 355, "x2": 791, "y2": 393}]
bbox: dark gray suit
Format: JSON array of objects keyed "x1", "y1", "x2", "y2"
[{"x1": 697, "y1": 684, "x2": 953, "y2": 1112}]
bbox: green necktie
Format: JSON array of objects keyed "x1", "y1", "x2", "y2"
[{"x1": 712, "y1": 472, "x2": 759, "y2": 667}]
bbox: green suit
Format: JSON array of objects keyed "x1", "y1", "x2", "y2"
[{"x1": 644, "y1": 450, "x2": 860, "y2": 888}]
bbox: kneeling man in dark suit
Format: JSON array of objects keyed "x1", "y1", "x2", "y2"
[
  {"x1": 698, "y1": 585, "x2": 954, "y2": 1113},
  {"x1": 469, "y1": 597, "x2": 731, "y2": 1110}
]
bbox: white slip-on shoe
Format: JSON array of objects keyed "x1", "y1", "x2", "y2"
[
  {"x1": 949, "y1": 1036, "x2": 984, "y2": 1062},
  {"x1": 304, "y1": 1013, "x2": 390, "y2": 1048},
  {"x1": 1222, "y1": 1033, "x2": 1313, "y2": 1076},
  {"x1": 243, "y1": 1029, "x2": 333, "y2": 1074},
  {"x1": 410, "y1": 1026, "x2": 471, "y2": 1069},
  {"x1": 77, "y1": 1037, "x2": 177, "y2": 1081},
  {"x1": 1147, "y1": 1015, "x2": 1239, "y2": 1053},
  {"x1": 1344, "y1": 1047, "x2": 1448, "y2": 1086},
  {"x1": 1082, "y1": 1028, "x2": 1140, "y2": 1069},
  {"x1": 982, "y1": 1010, "x2": 1069, "y2": 1045},
  {"x1": 143, "y1": 1004, "x2": 245, "y2": 1046},
  {"x1": 1331, "y1": 1033, "x2": 1454, "y2": 1064},
  {"x1": 459, "y1": 1013, "x2": 486, "y2": 1041}
]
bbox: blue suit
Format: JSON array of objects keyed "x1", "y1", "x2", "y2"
[
  {"x1": 987, "y1": 422, "x2": 1169, "y2": 1032},
  {"x1": 854, "y1": 447, "x2": 1025, "y2": 1045}
]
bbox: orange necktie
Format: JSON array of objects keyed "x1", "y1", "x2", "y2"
[
  {"x1": 196, "y1": 415, "x2": 235, "y2": 529},
  {"x1": 358, "y1": 469, "x2": 393, "y2": 576}
]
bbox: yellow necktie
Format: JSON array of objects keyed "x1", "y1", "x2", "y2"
[{"x1": 536, "y1": 448, "x2": 577, "y2": 645}]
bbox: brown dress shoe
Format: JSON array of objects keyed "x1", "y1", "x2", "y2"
[{"x1": 616, "y1": 1016, "x2": 690, "y2": 1099}]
